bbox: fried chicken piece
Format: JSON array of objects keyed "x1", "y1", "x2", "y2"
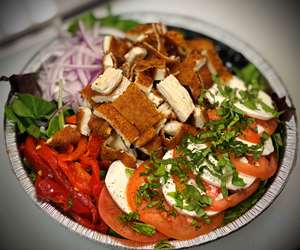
[
  {"x1": 48, "y1": 126, "x2": 81, "y2": 148},
  {"x1": 112, "y1": 84, "x2": 163, "y2": 132},
  {"x1": 186, "y1": 38, "x2": 215, "y2": 51},
  {"x1": 88, "y1": 115, "x2": 112, "y2": 139},
  {"x1": 94, "y1": 103, "x2": 139, "y2": 145}
]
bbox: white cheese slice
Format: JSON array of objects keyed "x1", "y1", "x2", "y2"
[
  {"x1": 105, "y1": 160, "x2": 133, "y2": 214},
  {"x1": 206, "y1": 76, "x2": 276, "y2": 120},
  {"x1": 235, "y1": 137, "x2": 274, "y2": 155}
]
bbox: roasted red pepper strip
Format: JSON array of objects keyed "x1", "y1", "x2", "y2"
[
  {"x1": 71, "y1": 191, "x2": 98, "y2": 224},
  {"x1": 35, "y1": 176, "x2": 69, "y2": 211},
  {"x1": 65, "y1": 115, "x2": 77, "y2": 125},
  {"x1": 84, "y1": 133, "x2": 102, "y2": 159},
  {"x1": 21, "y1": 136, "x2": 53, "y2": 178},
  {"x1": 37, "y1": 144, "x2": 73, "y2": 190},
  {"x1": 80, "y1": 157, "x2": 103, "y2": 200},
  {"x1": 36, "y1": 139, "x2": 99, "y2": 225},
  {"x1": 58, "y1": 137, "x2": 88, "y2": 161},
  {"x1": 58, "y1": 160, "x2": 91, "y2": 195}
]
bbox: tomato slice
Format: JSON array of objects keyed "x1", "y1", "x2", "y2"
[
  {"x1": 127, "y1": 165, "x2": 224, "y2": 240},
  {"x1": 231, "y1": 153, "x2": 278, "y2": 180},
  {"x1": 203, "y1": 181, "x2": 221, "y2": 200},
  {"x1": 256, "y1": 118, "x2": 278, "y2": 135},
  {"x1": 207, "y1": 109, "x2": 221, "y2": 121},
  {"x1": 98, "y1": 186, "x2": 166, "y2": 243},
  {"x1": 239, "y1": 127, "x2": 261, "y2": 144},
  {"x1": 206, "y1": 180, "x2": 260, "y2": 212}
]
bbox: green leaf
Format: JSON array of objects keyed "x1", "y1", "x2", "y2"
[
  {"x1": 13, "y1": 93, "x2": 56, "y2": 119},
  {"x1": 68, "y1": 11, "x2": 97, "y2": 35},
  {"x1": 47, "y1": 115, "x2": 60, "y2": 137},
  {"x1": 12, "y1": 99, "x2": 34, "y2": 118},
  {"x1": 27, "y1": 123, "x2": 41, "y2": 139},
  {"x1": 233, "y1": 63, "x2": 267, "y2": 90},
  {"x1": 5, "y1": 106, "x2": 26, "y2": 133},
  {"x1": 67, "y1": 5, "x2": 140, "y2": 35}
]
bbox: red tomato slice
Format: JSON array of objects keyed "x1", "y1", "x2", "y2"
[
  {"x1": 207, "y1": 109, "x2": 221, "y2": 121},
  {"x1": 203, "y1": 181, "x2": 221, "y2": 200},
  {"x1": 127, "y1": 165, "x2": 224, "y2": 240},
  {"x1": 256, "y1": 118, "x2": 278, "y2": 135},
  {"x1": 206, "y1": 180, "x2": 260, "y2": 212},
  {"x1": 239, "y1": 127, "x2": 261, "y2": 144},
  {"x1": 98, "y1": 186, "x2": 166, "y2": 243},
  {"x1": 231, "y1": 153, "x2": 278, "y2": 180}
]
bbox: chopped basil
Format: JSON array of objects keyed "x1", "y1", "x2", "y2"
[
  {"x1": 132, "y1": 222, "x2": 156, "y2": 236},
  {"x1": 135, "y1": 183, "x2": 160, "y2": 205},
  {"x1": 119, "y1": 212, "x2": 139, "y2": 223},
  {"x1": 28, "y1": 171, "x2": 37, "y2": 183},
  {"x1": 125, "y1": 167, "x2": 135, "y2": 177},
  {"x1": 191, "y1": 219, "x2": 201, "y2": 230},
  {"x1": 154, "y1": 240, "x2": 173, "y2": 249},
  {"x1": 195, "y1": 174, "x2": 206, "y2": 192},
  {"x1": 108, "y1": 228, "x2": 123, "y2": 238}
]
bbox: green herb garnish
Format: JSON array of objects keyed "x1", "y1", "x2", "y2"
[{"x1": 154, "y1": 240, "x2": 173, "y2": 249}]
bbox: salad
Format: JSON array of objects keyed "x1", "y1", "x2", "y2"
[{"x1": 3, "y1": 9, "x2": 294, "y2": 249}]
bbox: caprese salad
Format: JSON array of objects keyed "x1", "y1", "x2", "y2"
[{"x1": 4, "y1": 13, "x2": 291, "y2": 248}]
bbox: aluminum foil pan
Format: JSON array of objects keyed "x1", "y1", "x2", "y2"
[{"x1": 4, "y1": 12, "x2": 298, "y2": 249}]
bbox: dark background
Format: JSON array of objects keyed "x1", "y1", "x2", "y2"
[{"x1": 0, "y1": 0, "x2": 299, "y2": 249}]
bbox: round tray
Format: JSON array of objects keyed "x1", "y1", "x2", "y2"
[{"x1": 4, "y1": 12, "x2": 298, "y2": 249}]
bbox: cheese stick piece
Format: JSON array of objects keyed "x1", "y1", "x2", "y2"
[{"x1": 157, "y1": 74, "x2": 195, "y2": 122}]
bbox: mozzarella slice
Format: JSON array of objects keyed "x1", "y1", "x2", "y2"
[
  {"x1": 234, "y1": 90, "x2": 275, "y2": 120},
  {"x1": 235, "y1": 137, "x2": 274, "y2": 155},
  {"x1": 161, "y1": 150, "x2": 221, "y2": 217},
  {"x1": 206, "y1": 76, "x2": 276, "y2": 120},
  {"x1": 105, "y1": 160, "x2": 133, "y2": 213}
]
